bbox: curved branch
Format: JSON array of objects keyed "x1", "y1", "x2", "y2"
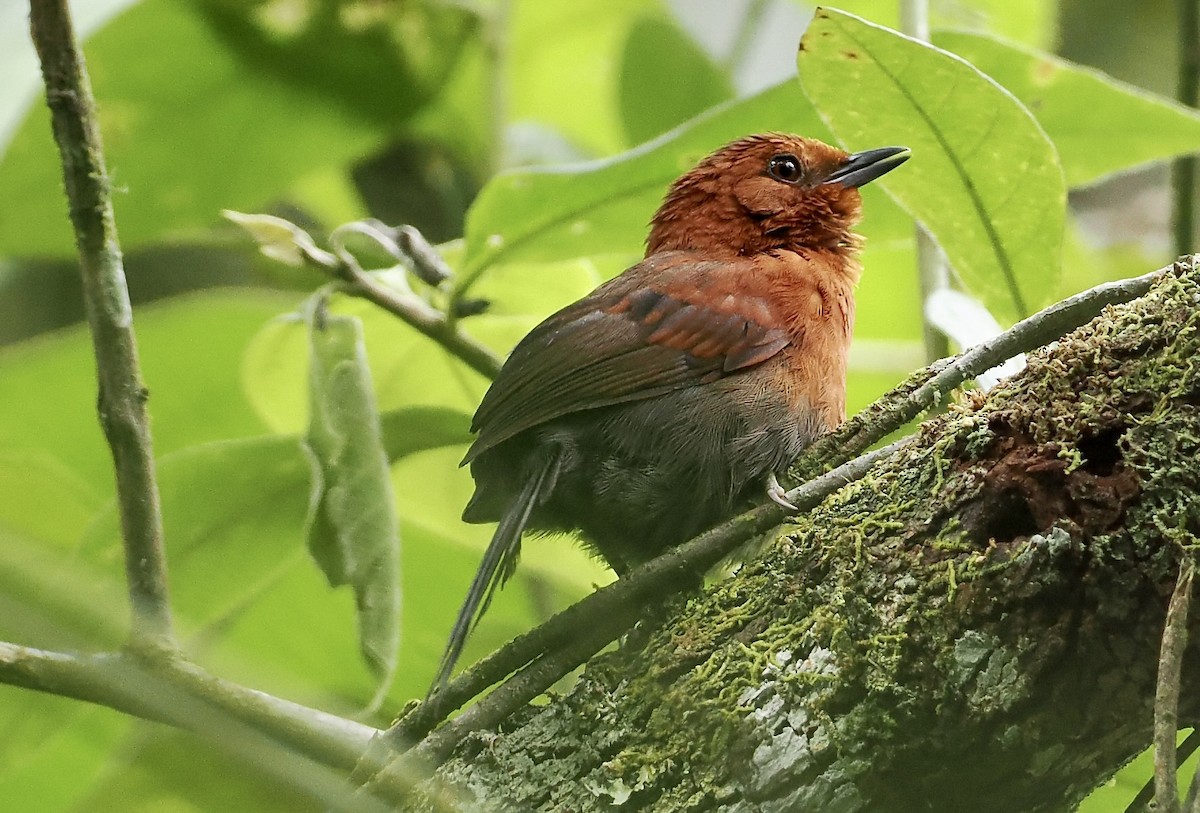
[{"x1": 0, "y1": 641, "x2": 376, "y2": 769}]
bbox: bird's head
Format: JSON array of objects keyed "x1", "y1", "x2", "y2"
[{"x1": 646, "y1": 133, "x2": 909, "y2": 258}]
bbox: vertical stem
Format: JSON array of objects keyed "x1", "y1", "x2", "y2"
[
  {"x1": 28, "y1": 0, "x2": 174, "y2": 652},
  {"x1": 723, "y1": 0, "x2": 770, "y2": 77},
  {"x1": 900, "y1": 0, "x2": 929, "y2": 40},
  {"x1": 1174, "y1": 0, "x2": 1199, "y2": 258},
  {"x1": 900, "y1": 0, "x2": 951, "y2": 362},
  {"x1": 915, "y1": 227, "x2": 951, "y2": 360},
  {"x1": 1154, "y1": 559, "x2": 1194, "y2": 813},
  {"x1": 485, "y1": 0, "x2": 512, "y2": 177}
]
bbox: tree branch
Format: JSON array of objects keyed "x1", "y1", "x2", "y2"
[
  {"x1": 28, "y1": 0, "x2": 173, "y2": 650},
  {"x1": 397, "y1": 256, "x2": 1200, "y2": 812},
  {"x1": 0, "y1": 641, "x2": 376, "y2": 769},
  {"x1": 373, "y1": 259, "x2": 1176, "y2": 773}
]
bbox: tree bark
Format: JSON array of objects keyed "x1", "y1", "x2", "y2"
[{"x1": 413, "y1": 261, "x2": 1200, "y2": 812}]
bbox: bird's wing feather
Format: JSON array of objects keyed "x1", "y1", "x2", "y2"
[{"x1": 465, "y1": 254, "x2": 796, "y2": 462}]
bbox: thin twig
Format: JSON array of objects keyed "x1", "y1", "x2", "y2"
[
  {"x1": 28, "y1": 0, "x2": 173, "y2": 650},
  {"x1": 336, "y1": 268, "x2": 503, "y2": 380},
  {"x1": 916, "y1": 227, "x2": 952, "y2": 361},
  {"x1": 320, "y1": 221, "x2": 502, "y2": 380},
  {"x1": 1174, "y1": 0, "x2": 1199, "y2": 258},
  {"x1": 1154, "y1": 559, "x2": 1195, "y2": 813},
  {"x1": 483, "y1": 0, "x2": 512, "y2": 178}
]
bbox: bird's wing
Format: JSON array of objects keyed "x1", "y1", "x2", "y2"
[{"x1": 464, "y1": 253, "x2": 796, "y2": 462}]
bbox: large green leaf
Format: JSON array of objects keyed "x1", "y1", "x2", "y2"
[
  {"x1": 0, "y1": 291, "x2": 288, "y2": 488},
  {"x1": 508, "y1": 1, "x2": 667, "y2": 158},
  {"x1": 457, "y1": 79, "x2": 835, "y2": 293},
  {"x1": 303, "y1": 307, "x2": 401, "y2": 692},
  {"x1": 0, "y1": 0, "x2": 140, "y2": 154},
  {"x1": 799, "y1": 8, "x2": 1065, "y2": 322},
  {"x1": 618, "y1": 15, "x2": 733, "y2": 145},
  {"x1": 0, "y1": 534, "x2": 133, "y2": 813},
  {"x1": 934, "y1": 30, "x2": 1200, "y2": 188},
  {"x1": 0, "y1": 0, "x2": 382, "y2": 257}
]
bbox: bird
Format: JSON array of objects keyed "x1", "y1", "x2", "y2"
[{"x1": 432, "y1": 133, "x2": 909, "y2": 690}]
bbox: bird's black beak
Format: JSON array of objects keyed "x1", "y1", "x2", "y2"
[{"x1": 822, "y1": 146, "x2": 911, "y2": 188}]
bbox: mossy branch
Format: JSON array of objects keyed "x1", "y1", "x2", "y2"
[
  {"x1": 28, "y1": 0, "x2": 173, "y2": 650},
  {"x1": 387, "y1": 259, "x2": 1200, "y2": 812},
  {"x1": 375, "y1": 260, "x2": 1173, "y2": 769}
]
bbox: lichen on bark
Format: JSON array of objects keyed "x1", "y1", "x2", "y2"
[{"x1": 418, "y1": 263, "x2": 1200, "y2": 813}]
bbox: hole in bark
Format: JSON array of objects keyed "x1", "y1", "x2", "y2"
[
  {"x1": 1077, "y1": 427, "x2": 1124, "y2": 476},
  {"x1": 966, "y1": 486, "x2": 1039, "y2": 546},
  {"x1": 961, "y1": 426, "x2": 1139, "y2": 547}
]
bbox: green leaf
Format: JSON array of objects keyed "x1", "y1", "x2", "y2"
[
  {"x1": 799, "y1": 8, "x2": 1065, "y2": 322},
  {"x1": 0, "y1": 0, "x2": 382, "y2": 257},
  {"x1": 458, "y1": 79, "x2": 834, "y2": 292},
  {"x1": 0, "y1": 0, "x2": 140, "y2": 154},
  {"x1": 0, "y1": 693, "x2": 128, "y2": 813},
  {"x1": 618, "y1": 16, "x2": 733, "y2": 145},
  {"x1": 933, "y1": 30, "x2": 1200, "y2": 188},
  {"x1": 222, "y1": 210, "x2": 334, "y2": 268},
  {"x1": 508, "y1": 0, "x2": 667, "y2": 157},
  {"x1": 380, "y1": 406, "x2": 473, "y2": 459},
  {"x1": 0, "y1": 291, "x2": 288, "y2": 489},
  {"x1": 303, "y1": 305, "x2": 401, "y2": 694}
]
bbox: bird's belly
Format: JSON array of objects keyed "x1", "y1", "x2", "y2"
[{"x1": 487, "y1": 377, "x2": 833, "y2": 572}]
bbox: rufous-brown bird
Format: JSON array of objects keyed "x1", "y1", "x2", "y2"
[{"x1": 434, "y1": 133, "x2": 909, "y2": 689}]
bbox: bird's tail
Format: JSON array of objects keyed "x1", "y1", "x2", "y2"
[{"x1": 430, "y1": 449, "x2": 560, "y2": 693}]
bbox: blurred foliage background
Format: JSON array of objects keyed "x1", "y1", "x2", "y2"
[{"x1": 0, "y1": 0, "x2": 1198, "y2": 810}]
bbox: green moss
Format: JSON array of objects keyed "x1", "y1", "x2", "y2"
[{"x1": 427, "y1": 264, "x2": 1200, "y2": 811}]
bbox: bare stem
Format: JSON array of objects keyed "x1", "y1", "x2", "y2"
[
  {"x1": 484, "y1": 0, "x2": 512, "y2": 177},
  {"x1": 916, "y1": 226, "x2": 952, "y2": 361},
  {"x1": 1154, "y1": 559, "x2": 1195, "y2": 813},
  {"x1": 1174, "y1": 0, "x2": 1199, "y2": 257},
  {"x1": 28, "y1": 0, "x2": 173, "y2": 650}
]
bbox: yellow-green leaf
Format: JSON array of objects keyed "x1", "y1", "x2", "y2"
[
  {"x1": 304, "y1": 307, "x2": 400, "y2": 696},
  {"x1": 799, "y1": 8, "x2": 1065, "y2": 321}
]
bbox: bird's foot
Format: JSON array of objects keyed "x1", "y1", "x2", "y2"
[{"x1": 766, "y1": 472, "x2": 797, "y2": 511}]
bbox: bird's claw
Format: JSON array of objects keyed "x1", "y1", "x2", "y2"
[{"x1": 766, "y1": 472, "x2": 797, "y2": 511}]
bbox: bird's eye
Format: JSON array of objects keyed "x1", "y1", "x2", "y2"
[{"x1": 767, "y1": 154, "x2": 803, "y2": 183}]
